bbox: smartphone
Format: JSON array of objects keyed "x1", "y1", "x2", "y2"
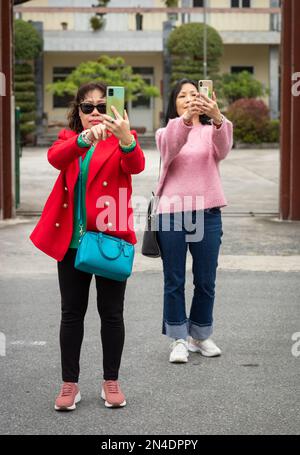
[
  {"x1": 198, "y1": 80, "x2": 213, "y2": 99},
  {"x1": 106, "y1": 86, "x2": 125, "y2": 118}
]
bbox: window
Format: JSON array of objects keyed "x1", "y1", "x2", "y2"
[
  {"x1": 131, "y1": 67, "x2": 154, "y2": 110},
  {"x1": 231, "y1": 0, "x2": 251, "y2": 7},
  {"x1": 193, "y1": 0, "x2": 204, "y2": 6},
  {"x1": 231, "y1": 66, "x2": 254, "y2": 74},
  {"x1": 52, "y1": 67, "x2": 76, "y2": 108},
  {"x1": 135, "y1": 13, "x2": 143, "y2": 31}
]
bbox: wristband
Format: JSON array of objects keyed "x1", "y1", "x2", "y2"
[
  {"x1": 119, "y1": 134, "x2": 136, "y2": 153},
  {"x1": 78, "y1": 130, "x2": 92, "y2": 147},
  {"x1": 183, "y1": 117, "x2": 193, "y2": 126},
  {"x1": 213, "y1": 115, "x2": 224, "y2": 128}
]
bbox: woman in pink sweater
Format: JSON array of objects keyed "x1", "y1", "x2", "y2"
[{"x1": 155, "y1": 79, "x2": 233, "y2": 363}]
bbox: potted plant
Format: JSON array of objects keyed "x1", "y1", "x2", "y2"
[
  {"x1": 90, "y1": 15, "x2": 105, "y2": 31},
  {"x1": 164, "y1": 0, "x2": 179, "y2": 22},
  {"x1": 90, "y1": 0, "x2": 110, "y2": 31}
]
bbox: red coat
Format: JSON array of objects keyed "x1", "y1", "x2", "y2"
[{"x1": 30, "y1": 129, "x2": 145, "y2": 261}]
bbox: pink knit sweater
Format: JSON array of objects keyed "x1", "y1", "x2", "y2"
[{"x1": 155, "y1": 116, "x2": 233, "y2": 214}]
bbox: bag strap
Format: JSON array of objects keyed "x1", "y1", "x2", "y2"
[
  {"x1": 77, "y1": 157, "x2": 84, "y2": 237},
  {"x1": 151, "y1": 153, "x2": 161, "y2": 217},
  {"x1": 158, "y1": 156, "x2": 161, "y2": 181},
  {"x1": 97, "y1": 233, "x2": 125, "y2": 260},
  {"x1": 149, "y1": 192, "x2": 159, "y2": 219},
  {"x1": 147, "y1": 149, "x2": 162, "y2": 219},
  {"x1": 78, "y1": 154, "x2": 161, "y2": 226}
]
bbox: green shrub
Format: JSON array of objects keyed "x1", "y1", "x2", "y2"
[
  {"x1": 15, "y1": 92, "x2": 36, "y2": 102},
  {"x1": 14, "y1": 20, "x2": 42, "y2": 144},
  {"x1": 15, "y1": 63, "x2": 37, "y2": 141},
  {"x1": 265, "y1": 119, "x2": 280, "y2": 143},
  {"x1": 14, "y1": 62, "x2": 33, "y2": 74},
  {"x1": 14, "y1": 74, "x2": 35, "y2": 83},
  {"x1": 16, "y1": 102, "x2": 36, "y2": 113},
  {"x1": 14, "y1": 81, "x2": 35, "y2": 92},
  {"x1": 167, "y1": 23, "x2": 223, "y2": 86},
  {"x1": 227, "y1": 98, "x2": 273, "y2": 144},
  {"x1": 14, "y1": 19, "x2": 42, "y2": 60},
  {"x1": 20, "y1": 122, "x2": 36, "y2": 135},
  {"x1": 218, "y1": 71, "x2": 266, "y2": 105},
  {"x1": 20, "y1": 112, "x2": 36, "y2": 123}
]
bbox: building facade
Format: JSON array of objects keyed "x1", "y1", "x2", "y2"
[{"x1": 15, "y1": 0, "x2": 281, "y2": 133}]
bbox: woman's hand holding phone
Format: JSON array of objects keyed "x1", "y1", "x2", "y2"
[
  {"x1": 182, "y1": 94, "x2": 204, "y2": 124},
  {"x1": 86, "y1": 123, "x2": 107, "y2": 145},
  {"x1": 100, "y1": 106, "x2": 132, "y2": 145},
  {"x1": 199, "y1": 92, "x2": 223, "y2": 125}
]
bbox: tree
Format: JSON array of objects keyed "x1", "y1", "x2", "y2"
[
  {"x1": 217, "y1": 71, "x2": 267, "y2": 105},
  {"x1": 14, "y1": 19, "x2": 43, "y2": 143},
  {"x1": 14, "y1": 63, "x2": 36, "y2": 139},
  {"x1": 47, "y1": 55, "x2": 159, "y2": 102},
  {"x1": 14, "y1": 19, "x2": 43, "y2": 60},
  {"x1": 167, "y1": 22, "x2": 223, "y2": 85}
]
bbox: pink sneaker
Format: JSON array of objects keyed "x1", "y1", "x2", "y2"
[
  {"x1": 54, "y1": 382, "x2": 81, "y2": 411},
  {"x1": 101, "y1": 380, "x2": 126, "y2": 408}
]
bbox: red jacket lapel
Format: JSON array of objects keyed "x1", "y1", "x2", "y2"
[{"x1": 86, "y1": 135, "x2": 119, "y2": 189}]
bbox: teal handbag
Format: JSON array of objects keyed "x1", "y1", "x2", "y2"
[{"x1": 74, "y1": 157, "x2": 134, "y2": 281}]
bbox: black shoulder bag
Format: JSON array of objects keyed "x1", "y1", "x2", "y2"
[{"x1": 141, "y1": 157, "x2": 161, "y2": 258}]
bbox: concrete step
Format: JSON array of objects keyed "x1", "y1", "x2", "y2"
[
  {"x1": 138, "y1": 135, "x2": 156, "y2": 149},
  {"x1": 37, "y1": 130, "x2": 156, "y2": 149}
]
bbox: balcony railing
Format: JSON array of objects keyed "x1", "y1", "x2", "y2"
[
  {"x1": 14, "y1": 6, "x2": 281, "y2": 33},
  {"x1": 14, "y1": 7, "x2": 282, "y2": 14}
]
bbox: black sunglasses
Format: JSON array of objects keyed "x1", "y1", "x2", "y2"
[{"x1": 79, "y1": 103, "x2": 106, "y2": 114}]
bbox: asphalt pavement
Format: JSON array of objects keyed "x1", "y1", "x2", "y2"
[{"x1": 0, "y1": 145, "x2": 299, "y2": 435}]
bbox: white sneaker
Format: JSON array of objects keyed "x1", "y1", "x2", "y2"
[
  {"x1": 188, "y1": 337, "x2": 222, "y2": 357},
  {"x1": 169, "y1": 339, "x2": 189, "y2": 363}
]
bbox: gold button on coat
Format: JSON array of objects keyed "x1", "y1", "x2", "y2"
[
  {"x1": 55, "y1": 223, "x2": 60, "y2": 228},
  {"x1": 104, "y1": 201, "x2": 110, "y2": 207},
  {"x1": 102, "y1": 181, "x2": 108, "y2": 187},
  {"x1": 63, "y1": 203, "x2": 68, "y2": 208}
]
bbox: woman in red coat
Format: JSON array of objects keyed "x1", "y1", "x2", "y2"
[{"x1": 30, "y1": 82, "x2": 145, "y2": 410}]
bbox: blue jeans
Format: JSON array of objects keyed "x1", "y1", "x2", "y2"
[{"x1": 157, "y1": 209, "x2": 223, "y2": 340}]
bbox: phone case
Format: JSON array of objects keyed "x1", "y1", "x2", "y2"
[
  {"x1": 106, "y1": 86, "x2": 125, "y2": 118},
  {"x1": 198, "y1": 80, "x2": 213, "y2": 99}
]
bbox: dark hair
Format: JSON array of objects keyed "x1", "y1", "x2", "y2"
[
  {"x1": 67, "y1": 82, "x2": 107, "y2": 133},
  {"x1": 165, "y1": 78, "x2": 212, "y2": 126}
]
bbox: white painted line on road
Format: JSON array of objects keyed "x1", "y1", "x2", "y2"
[
  {"x1": 0, "y1": 218, "x2": 33, "y2": 229},
  {"x1": 219, "y1": 255, "x2": 300, "y2": 272},
  {"x1": 133, "y1": 254, "x2": 300, "y2": 273},
  {"x1": 1, "y1": 256, "x2": 300, "y2": 276},
  {"x1": 10, "y1": 341, "x2": 47, "y2": 346}
]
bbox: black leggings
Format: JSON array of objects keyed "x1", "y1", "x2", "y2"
[{"x1": 57, "y1": 249, "x2": 127, "y2": 382}]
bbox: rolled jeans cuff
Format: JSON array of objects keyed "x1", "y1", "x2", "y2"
[
  {"x1": 189, "y1": 320, "x2": 213, "y2": 340},
  {"x1": 163, "y1": 320, "x2": 213, "y2": 340},
  {"x1": 163, "y1": 320, "x2": 189, "y2": 340}
]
